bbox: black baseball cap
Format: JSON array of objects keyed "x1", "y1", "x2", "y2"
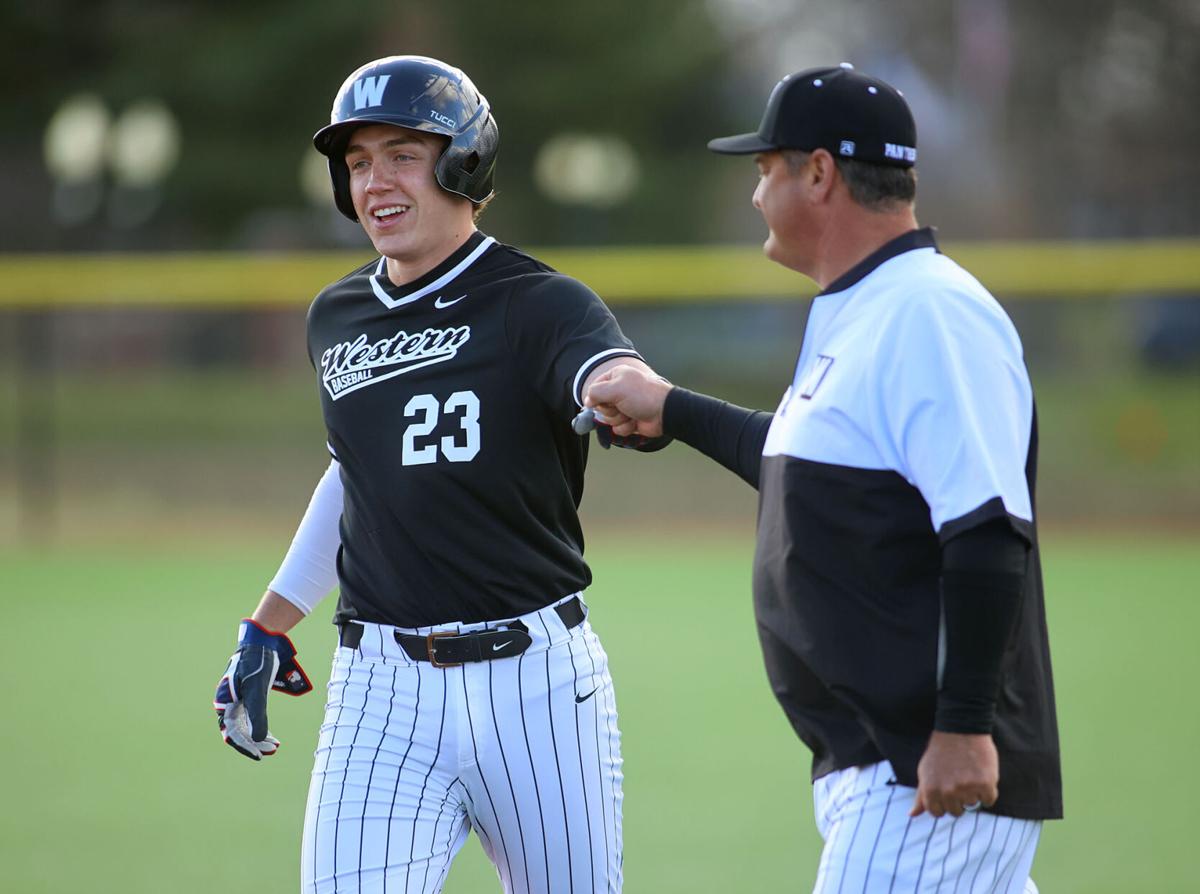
[{"x1": 708, "y1": 63, "x2": 917, "y2": 168}]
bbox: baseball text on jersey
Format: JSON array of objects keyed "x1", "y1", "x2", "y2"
[{"x1": 319, "y1": 325, "x2": 471, "y2": 400}]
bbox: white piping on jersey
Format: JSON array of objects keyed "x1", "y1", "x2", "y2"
[
  {"x1": 368, "y1": 236, "x2": 496, "y2": 310},
  {"x1": 571, "y1": 348, "x2": 643, "y2": 407}
]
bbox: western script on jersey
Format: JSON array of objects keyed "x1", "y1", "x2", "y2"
[
  {"x1": 306, "y1": 231, "x2": 640, "y2": 629},
  {"x1": 754, "y1": 229, "x2": 1062, "y2": 819}
]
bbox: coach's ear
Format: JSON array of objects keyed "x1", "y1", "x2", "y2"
[{"x1": 805, "y1": 149, "x2": 839, "y2": 204}]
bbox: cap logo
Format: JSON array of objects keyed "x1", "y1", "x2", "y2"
[
  {"x1": 884, "y1": 143, "x2": 917, "y2": 162},
  {"x1": 353, "y1": 75, "x2": 391, "y2": 110},
  {"x1": 839, "y1": 140, "x2": 856, "y2": 157}
]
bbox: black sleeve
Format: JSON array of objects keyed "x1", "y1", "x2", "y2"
[
  {"x1": 505, "y1": 273, "x2": 640, "y2": 419},
  {"x1": 661, "y1": 387, "x2": 773, "y2": 489},
  {"x1": 935, "y1": 518, "x2": 1030, "y2": 734}
]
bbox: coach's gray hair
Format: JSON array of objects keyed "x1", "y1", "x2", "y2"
[{"x1": 782, "y1": 149, "x2": 917, "y2": 211}]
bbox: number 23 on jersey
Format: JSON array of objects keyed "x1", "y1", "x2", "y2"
[{"x1": 401, "y1": 390, "x2": 480, "y2": 466}]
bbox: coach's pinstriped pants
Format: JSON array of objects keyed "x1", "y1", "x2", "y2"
[
  {"x1": 300, "y1": 594, "x2": 623, "y2": 893},
  {"x1": 812, "y1": 761, "x2": 1041, "y2": 894}
]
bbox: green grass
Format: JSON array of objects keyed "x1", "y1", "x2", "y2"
[{"x1": 0, "y1": 532, "x2": 1197, "y2": 893}]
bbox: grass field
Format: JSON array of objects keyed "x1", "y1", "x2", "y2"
[{"x1": 1, "y1": 531, "x2": 1197, "y2": 893}]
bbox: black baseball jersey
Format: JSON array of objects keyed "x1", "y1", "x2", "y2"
[
  {"x1": 305, "y1": 231, "x2": 639, "y2": 628},
  {"x1": 753, "y1": 229, "x2": 1061, "y2": 820}
]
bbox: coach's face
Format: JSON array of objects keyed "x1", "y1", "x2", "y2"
[
  {"x1": 752, "y1": 150, "x2": 824, "y2": 275},
  {"x1": 345, "y1": 124, "x2": 474, "y2": 281}
]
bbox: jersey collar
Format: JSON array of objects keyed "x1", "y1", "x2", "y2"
[
  {"x1": 819, "y1": 226, "x2": 939, "y2": 296},
  {"x1": 369, "y1": 231, "x2": 496, "y2": 310}
]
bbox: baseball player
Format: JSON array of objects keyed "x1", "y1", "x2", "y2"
[
  {"x1": 213, "y1": 55, "x2": 665, "y2": 894},
  {"x1": 585, "y1": 65, "x2": 1062, "y2": 892}
]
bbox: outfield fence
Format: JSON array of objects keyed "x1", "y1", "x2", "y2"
[
  {"x1": 1, "y1": 240, "x2": 1198, "y2": 543},
  {"x1": 1, "y1": 238, "x2": 1199, "y2": 308}
]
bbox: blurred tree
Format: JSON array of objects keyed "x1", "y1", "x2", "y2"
[
  {"x1": 1, "y1": 0, "x2": 737, "y2": 248},
  {"x1": 2, "y1": 0, "x2": 1198, "y2": 248},
  {"x1": 447, "y1": 0, "x2": 737, "y2": 244},
  {"x1": 758, "y1": 0, "x2": 1200, "y2": 238}
]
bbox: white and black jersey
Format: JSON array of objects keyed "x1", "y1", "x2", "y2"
[
  {"x1": 305, "y1": 231, "x2": 640, "y2": 629},
  {"x1": 753, "y1": 229, "x2": 1060, "y2": 819},
  {"x1": 662, "y1": 228, "x2": 1061, "y2": 821}
]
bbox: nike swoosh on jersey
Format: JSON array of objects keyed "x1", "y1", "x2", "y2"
[
  {"x1": 434, "y1": 294, "x2": 467, "y2": 308},
  {"x1": 575, "y1": 687, "x2": 599, "y2": 704}
]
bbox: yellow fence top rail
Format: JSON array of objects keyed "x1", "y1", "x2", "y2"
[{"x1": 1, "y1": 238, "x2": 1198, "y2": 309}]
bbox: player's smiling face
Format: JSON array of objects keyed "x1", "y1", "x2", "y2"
[{"x1": 345, "y1": 124, "x2": 475, "y2": 285}]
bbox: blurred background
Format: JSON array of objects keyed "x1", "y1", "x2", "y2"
[{"x1": 1, "y1": 1, "x2": 1198, "y2": 892}]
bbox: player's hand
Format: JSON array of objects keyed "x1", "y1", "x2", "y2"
[
  {"x1": 584, "y1": 365, "x2": 672, "y2": 438},
  {"x1": 213, "y1": 619, "x2": 313, "y2": 761},
  {"x1": 910, "y1": 731, "x2": 999, "y2": 818}
]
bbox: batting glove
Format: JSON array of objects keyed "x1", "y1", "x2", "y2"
[
  {"x1": 570, "y1": 405, "x2": 673, "y2": 452},
  {"x1": 595, "y1": 424, "x2": 674, "y2": 452},
  {"x1": 214, "y1": 619, "x2": 312, "y2": 761}
]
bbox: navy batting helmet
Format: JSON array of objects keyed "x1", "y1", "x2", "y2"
[{"x1": 313, "y1": 55, "x2": 499, "y2": 220}]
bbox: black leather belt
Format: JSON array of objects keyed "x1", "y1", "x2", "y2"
[{"x1": 339, "y1": 596, "x2": 586, "y2": 668}]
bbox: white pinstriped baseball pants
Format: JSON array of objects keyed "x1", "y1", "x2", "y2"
[
  {"x1": 812, "y1": 761, "x2": 1041, "y2": 894},
  {"x1": 300, "y1": 594, "x2": 624, "y2": 893}
]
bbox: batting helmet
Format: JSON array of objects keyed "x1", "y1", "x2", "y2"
[{"x1": 313, "y1": 55, "x2": 499, "y2": 220}]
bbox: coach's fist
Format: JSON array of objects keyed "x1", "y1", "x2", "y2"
[
  {"x1": 213, "y1": 619, "x2": 312, "y2": 761},
  {"x1": 585, "y1": 365, "x2": 672, "y2": 438},
  {"x1": 910, "y1": 731, "x2": 999, "y2": 818}
]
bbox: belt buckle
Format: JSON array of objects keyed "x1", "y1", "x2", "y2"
[{"x1": 427, "y1": 631, "x2": 463, "y2": 668}]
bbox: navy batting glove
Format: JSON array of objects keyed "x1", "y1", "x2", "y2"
[
  {"x1": 213, "y1": 619, "x2": 312, "y2": 761},
  {"x1": 570, "y1": 406, "x2": 673, "y2": 452},
  {"x1": 595, "y1": 423, "x2": 674, "y2": 453}
]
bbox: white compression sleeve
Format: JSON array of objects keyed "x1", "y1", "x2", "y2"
[{"x1": 267, "y1": 460, "x2": 343, "y2": 615}]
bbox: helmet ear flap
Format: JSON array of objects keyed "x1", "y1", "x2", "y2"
[
  {"x1": 434, "y1": 123, "x2": 495, "y2": 202},
  {"x1": 327, "y1": 157, "x2": 358, "y2": 221},
  {"x1": 436, "y1": 112, "x2": 497, "y2": 203}
]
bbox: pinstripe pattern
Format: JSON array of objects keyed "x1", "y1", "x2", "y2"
[
  {"x1": 592, "y1": 626, "x2": 624, "y2": 887},
  {"x1": 537, "y1": 613, "x2": 575, "y2": 893},
  {"x1": 964, "y1": 817, "x2": 1000, "y2": 892},
  {"x1": 350, "y1": 657, "x2": 379, "y2": 888},
  {"x1": 994, "y1": 822, "x2": 1035, "y2": 892},
  {"x1": 986, "y1": 818, "x2": 1015, "y2": 890},
  {"x1": 303, "y1": 647, "x2": 354, "y2": 891},
  {"x1": 383, "y1": 661, "x2": 422, "y2": 893},
  {"x1": 404, "y1": 667, "x2": 450, "y2": 894},
  {"x1": 951, "y1": 813, "x2": 981, "y2": 893},
  {"x1": 300, "y1": 597, "x2": 622, "y2": 893},
  {"x1": 487, "y1": 660, "x2": 531, "y2": 890},
  {"x1": 861, "y1": 781, "x2": 899, "y2": 892},
  {"x1": 887, "y1": 816, "x2": 915, "y2": 894},
  {"x1": 421, "y1": 783, "x2": 458, "y2": 893},
  {"x1": 810, "y1": 760, "x2": 1041, "y2": 894},
  {"x1": 566, "y1": 634, "x2": 596, "y2": 889},
  {"x1": 910, "y1": 816, "x2": 941, "y2": 892},
  {"x1": 461, "y1": 666, "x2": 515, "y2": 884},
  {"x1": 580, "y1": 628, "x2": 615, "y2": 887},
  {"x1": 933, "y1": 813, "x2": 956, "y2": 892},
  {"x1": 516, "y1": 648, "x2": 551, "y2": 889},
  {"x1": 429, "y1": 780, "x2": 467, "y2": 893}
]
